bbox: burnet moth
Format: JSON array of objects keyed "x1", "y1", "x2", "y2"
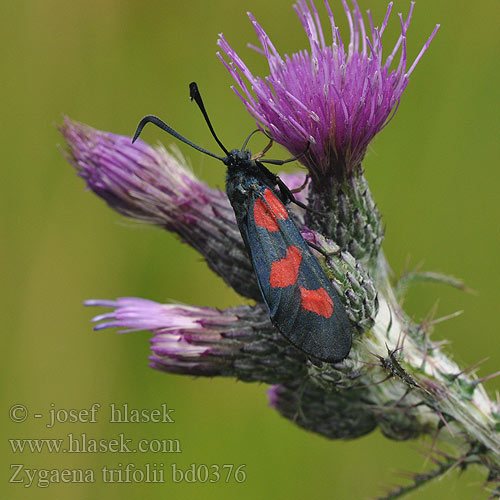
[{"x1": 132, "y1": 82, "x2": 353, "y2": 362}]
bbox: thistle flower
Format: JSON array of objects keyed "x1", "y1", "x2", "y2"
[
  {"x1": 218, "y1": 1, "x2": 440, "y2": 259},
  {"x1": 86, "y1": 298, "x2": 307, "y2": 382},
  {"x1": 218, "y1": 0, "x2": 439, "y2": 179}
]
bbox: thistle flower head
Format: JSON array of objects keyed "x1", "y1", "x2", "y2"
[
  {"x1": 60, "y1": 117, "x2": 220, "y2": 228},
  {"x1": 218, "y1": 0, "x2": 439, "y2": 177},
  {"x1": 86, "y1": 299, "x2": 306, "y2": 380}
]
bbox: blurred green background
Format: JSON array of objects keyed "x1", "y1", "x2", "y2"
[{"x1": 2, "y1": 0, "x2": 499, "y2": 498}]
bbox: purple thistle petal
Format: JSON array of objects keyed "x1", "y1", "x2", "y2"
[
  {"x1": 218, "y1": 0, "x2": 439, "y2": 178},
  {"x1": 87, "y1": 298, "x2": 306, "y2": 382}
]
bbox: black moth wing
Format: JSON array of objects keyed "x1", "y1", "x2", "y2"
[{"x1": 244, "y1": 184, "x2": 353, "y2": 362}]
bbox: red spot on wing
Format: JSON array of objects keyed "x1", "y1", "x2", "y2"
[
  {"x1": 270, "y1": 246, "x2": 302, "y2": 288},
  {"x1": 253, "y1": 189, "x2": 288, "y2": 232},
  {"x1": 254, "y1": 199, "x2": 279, "y2": 231},
  {"x1": 264, "y1": 189, "x2": 288, "y2": 219},
  {"x1": 300, "y1": 287, "x2": 334, "y2": 318}
]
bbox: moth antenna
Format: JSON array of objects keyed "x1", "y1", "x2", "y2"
[
  {"x1": 132, "y1": 115, "x2": 224, "y2": 161},
  {"x1": 189, "y1": 82, "x2": 230, "y2": 156}
]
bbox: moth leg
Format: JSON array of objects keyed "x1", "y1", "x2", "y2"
[
  {"x1": 241, "y1": 129, "x2": 261, "y2": 151},
  {"x1": 258, "y1": 141, "x2": 310, "y2": 166},
  {"x1": 251, "y1": 138, "x2": 274, "y2": 160},
  {"x1": 275, "y1": 175, "x2": 306, "y2": 205},
  {"x1": 291, "y1": 174, "x2": 310, "y2": 194},
  {"x1": 273, "y1": 173, "x2": 329, "y2": 220},
  {"x1": 273, "y1": 175, "x2": 329, "y2": 219}
]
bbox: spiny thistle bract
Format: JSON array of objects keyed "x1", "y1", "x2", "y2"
[{"x1": 60, "y1": 1, "x2": 500, "y2": 497}]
